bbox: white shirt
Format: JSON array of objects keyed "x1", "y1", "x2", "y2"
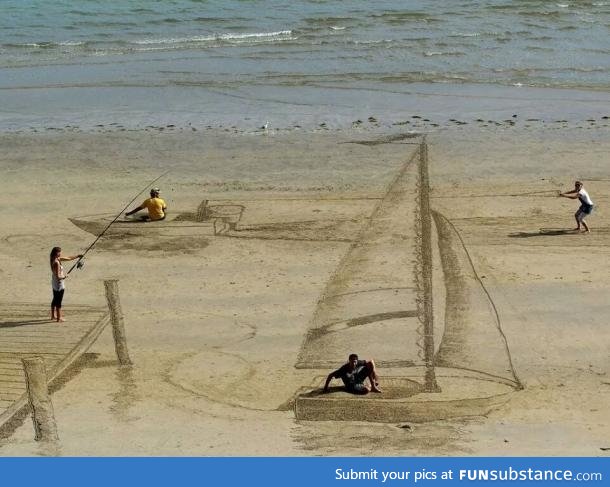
[
  {"x1": 578, "y1": 188, "x2": 593, "y2": 206},
  {"x1": 51, "y1": 259, "x2": 65, "y2": 291}
]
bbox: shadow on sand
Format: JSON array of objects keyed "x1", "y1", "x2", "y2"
[
  {"x1": 508, "y1": 228, "x2": 579, "y2": 238},
  {"x1": 0, "y1": 319, "x2": 53, "y2": 328}
]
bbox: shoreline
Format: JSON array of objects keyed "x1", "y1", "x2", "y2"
[{"x1": 1, "y1": 82, "x2": 609, "y2": 133}]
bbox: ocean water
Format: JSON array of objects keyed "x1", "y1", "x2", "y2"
[{"x1": 1, "y1": 0, "x2": 609, "y2": 130}]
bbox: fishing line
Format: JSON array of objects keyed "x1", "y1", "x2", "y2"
[{"x1": 67, "y1": 170, "x2": 170, "y2": 274}]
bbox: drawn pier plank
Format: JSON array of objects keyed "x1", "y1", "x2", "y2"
[{"x1": 0, "y1": 303, "x2": 110, "y2": 430}]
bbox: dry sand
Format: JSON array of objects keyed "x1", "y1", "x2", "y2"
[{"x1": 0, "y1": 126, "x2": 609, "y2": 455}]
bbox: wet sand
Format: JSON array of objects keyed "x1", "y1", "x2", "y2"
[{"x1": 0, "y1": 125, "x2": 609, "y2": 455}]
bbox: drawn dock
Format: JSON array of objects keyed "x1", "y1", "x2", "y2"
[{"x1": 0, "y1": 303, "x2": 109, "y2": 431}]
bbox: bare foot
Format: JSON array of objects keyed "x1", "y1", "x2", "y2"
[
  {"x1": 57, "y1": 317, "x2": 65, "y2": 322},
  {"x1": 371, "y1": 383, "x2": 382, "y2": 393}
]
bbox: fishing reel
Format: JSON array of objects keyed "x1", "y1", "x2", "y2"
[{"x1": 76, "y1": 259, "x2": 85, "y2": 270}]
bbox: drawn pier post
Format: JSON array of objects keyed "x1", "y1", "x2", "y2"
[
  {"x1": 418, "y1": 140, "x2": 440, "y2": 393},
  {"x1": 104, "y1": 280, "x2": 133, "y2": 366},
  {"x1": 22, "y1": 357, "x2": 59, "y2": 442}
]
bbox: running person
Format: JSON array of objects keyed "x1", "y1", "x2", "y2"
[
  {"x1": 50, "y1": 247, "x2": 82, "y2": 322},
  {"x1": 323, "y1": 353, "x2": 382, "y2": 394},
  {"x1": 560, "y1": 181, "x2": 594, "y2": 233}
]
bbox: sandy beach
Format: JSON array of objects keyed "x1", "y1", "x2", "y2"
[{"x1": 0, "y1": 118, "x2": 608, "y2": 455}]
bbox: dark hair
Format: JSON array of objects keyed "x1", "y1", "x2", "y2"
[
  {"x1": 348, "y1": 353, "x2": 358, "y2": 361},
  {"x1": 575, "y1": 181, "x2": 583, "y2": 187},
  {"x1": 50, "y1": 247, "x2": 61, "y2": 268}
]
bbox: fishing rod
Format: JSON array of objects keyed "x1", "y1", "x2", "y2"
[{"x1": 67, "y1": 170, "x2": 170, "y2": 274}]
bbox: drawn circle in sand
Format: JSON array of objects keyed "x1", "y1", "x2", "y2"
[{"x1": 168, "y1": 350, "x2": 271, "y2": 410}]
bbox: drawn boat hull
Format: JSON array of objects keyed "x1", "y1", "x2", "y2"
[{"x1": 69, "y1": 213, "x2": 216, "y2": 237}]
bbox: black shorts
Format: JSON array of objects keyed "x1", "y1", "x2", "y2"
[
  {"x1": 345, "y1": 366, "x2": 370, "y2": 394},
  {"x1": 577, "y1": 204, "x2": 593, "y2": 216},
  {"x1": 346, "y1": 382, "x2": 369, "y2": 394},
  {"x1": 52, "y1": 289, "x2": 65, "y2": 308}
]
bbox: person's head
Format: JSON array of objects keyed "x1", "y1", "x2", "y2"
[
  {"x1": 348, "y1": 353, "x2": 359, "y2": 368},
  {"x1": 575, "y1": 181, "x2": 583, "y2": 189},
  {"x1": 150, "y1": 187, "x2": 160, "y2": 198},
  {"x1": 50, "y1": 246, "x2": 61, "y2": 265}
]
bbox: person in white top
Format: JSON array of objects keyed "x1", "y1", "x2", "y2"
[
  {"x1": 559, "y1": 181, "x2": 594, "y2": 233},
  {"x1": 50, "y1": 246, "x2": 82, "y2": 322}
]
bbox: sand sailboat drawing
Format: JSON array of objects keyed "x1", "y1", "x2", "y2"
[
  {"x1": 69, "y1": 200, "x2": 245, "y2": 238},
  {"x1": 295, "y1": 141, "x2": 522, "y2": 422},
  {"x1": 70, "y1": 198, "x2": 365, "y2": 243}
]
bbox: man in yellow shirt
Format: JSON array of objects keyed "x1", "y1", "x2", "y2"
[{"x1": 125, "y1": 188, "x2": 167, "y2": 221}]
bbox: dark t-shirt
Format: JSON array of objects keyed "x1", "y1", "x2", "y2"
[{"x1": 331, "y1": 360, "x2": 367, "y2": 386}]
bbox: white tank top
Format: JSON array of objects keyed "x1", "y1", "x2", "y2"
[
  {"x1": 578, "y1": 188, "x2": 593, "y2": 206},
  {"x1": 51, "y1": 259, "x2": 65, "y2": 291}
]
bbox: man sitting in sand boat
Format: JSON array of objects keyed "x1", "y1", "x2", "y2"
[
  {"x1": 323, "y1": 353, "x2": 382, "y2": 394},
  {"x1": 559, "y1": 180, "x2": 594, "y2": 233},
  {"x1": 125, "y1": 187, "x2": 167, "y2": 221}
]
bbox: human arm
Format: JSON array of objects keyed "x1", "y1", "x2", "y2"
[
  {"x1": 323, "y1": 366, "x2": 344, "y2": 392},
  {"x1": 323, "y1": 373, "x2": 334, "y2": 393},
  {"x1": 559, "y1": 189, "x2": 578, "y2": 198},
  {"x1": 125, "y1": 205, "x2": 146, "y2": 216},
  {"x1": 58, "y1": 255, "x2": 83, "y2": 279},
  {"x1": 59, "y1": 254, "x2": 83, "y2": 262}
]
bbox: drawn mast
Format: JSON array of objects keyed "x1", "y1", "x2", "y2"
[{"x1": 417, "y1": 139, "x2": 440, "y2": 392}]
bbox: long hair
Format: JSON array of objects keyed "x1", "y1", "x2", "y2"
[{"x1": 50, "y1": 247, "x2": 61, "y2": 268}]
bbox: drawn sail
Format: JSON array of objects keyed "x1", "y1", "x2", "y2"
[{"x1": 296, "y1": 146, "x2": 433, "y2": 376}]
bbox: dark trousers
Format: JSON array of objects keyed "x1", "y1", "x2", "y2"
[{"x1": 51, "y1": 289, "x2": 65, "y2": 308}]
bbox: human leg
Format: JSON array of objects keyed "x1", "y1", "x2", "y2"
[
  {"x1": 365, "y1": 360, "x2": 382, "y2": 392},
  {"x1": 581, "y1": 206, "x2": 592, "y2": 232},
  {"x1": 346, "y1": 382, "x2": 370, "y2": 395},
  {"x1": 51, "y1": 290, "x2": 61, "y2": 320},
  {"x1": 576, "y1": 207, "x2": 592, "y2": 233},
  {"x1": 55, "y1": 289, "x2": 65, "y2": 322},
  {"x1": 574, "y1": 210, "x2": 582, "y2": 231}
]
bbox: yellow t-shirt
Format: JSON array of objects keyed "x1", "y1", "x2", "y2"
[{"x1": 142, "y1": 197, "x2": 166, "y2": 220}]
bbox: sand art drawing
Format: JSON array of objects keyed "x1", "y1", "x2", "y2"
[
  {"x1": 1, "y1": 0, "x2": 609, "y2": 457},
  {"x1": 69, "y1": 200, "x2": 244, "y2": 239},
  {"x1": 0, "y1": 304, "x2": 109, "y2": 440},
  {"x1": 69, "y1": 197, "x2": 368, "y2": 246},
  {"x1": 295, "y1": 140, "x2": 522, "y2": 422},
  {"x1": 61, "y1": 137, "x2": 522, "y2": 425},
  {"x1": 1, "y1": 125, "x2": 607, "y2": 455}
]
